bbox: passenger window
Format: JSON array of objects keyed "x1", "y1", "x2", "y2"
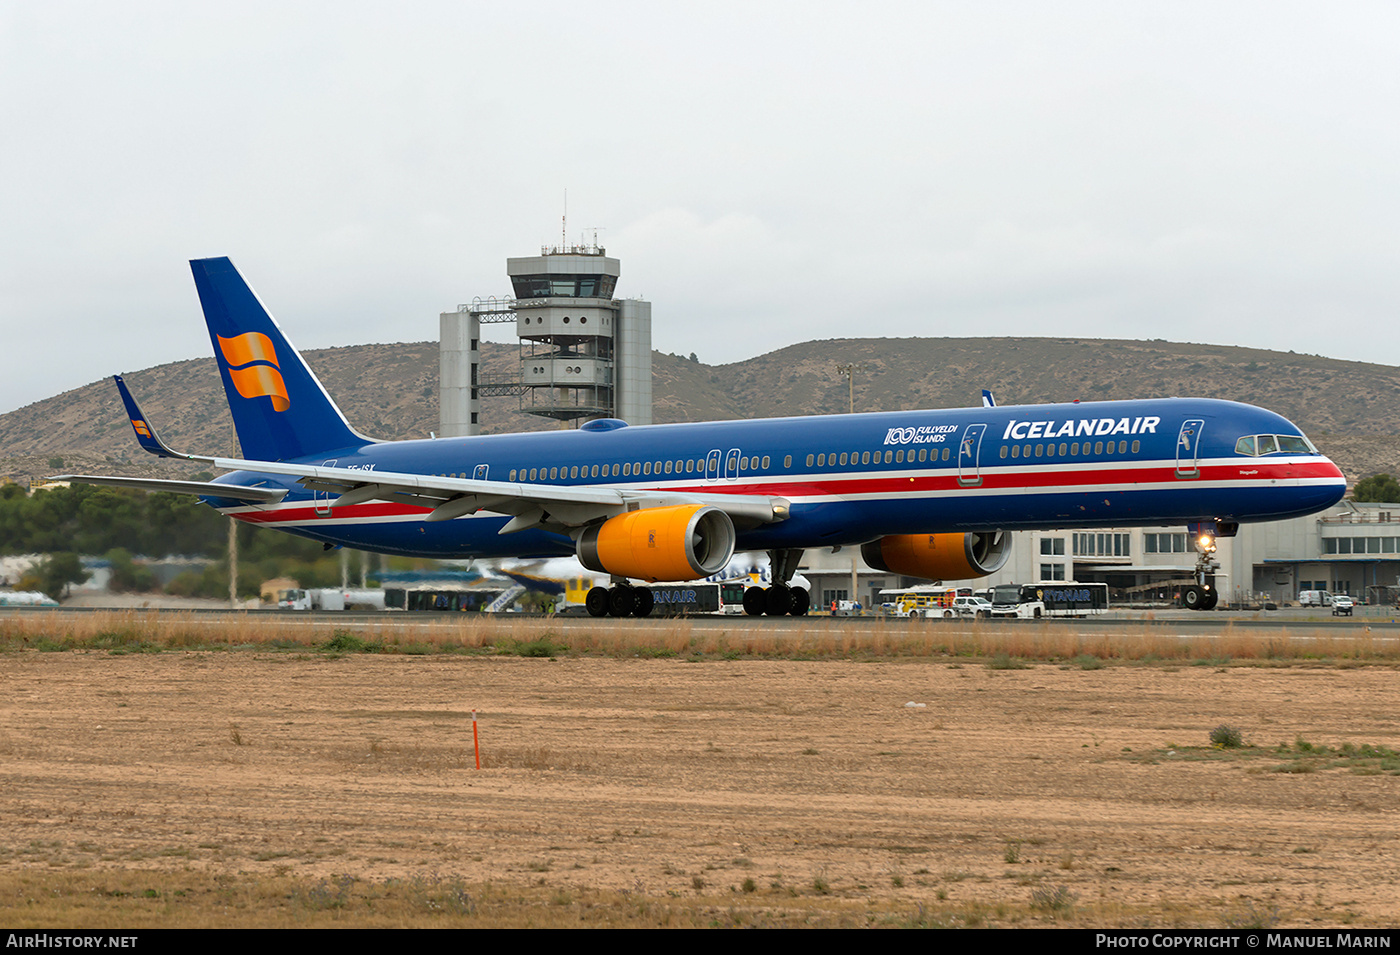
[
  {"x1": 1058, "y1": 443, "x2": 1067, "y2": 456},
  {"x1": 896, "y1": 449, "x2": 904, "y2": 463},
  {"x1": 1000, "y1": 446, "x2": 1008, "y2": 459},
  {"x1": 1131, "y1": 440, "x2": 1140, "y2": 453},
  {"x1": 919, "y1": 448, "x2": 927, "y2": 462},
  {"x1": 1012, "y1": 445, "x2": 1020, "y2": 458},
  {"x1": 817, "y1": 453, "x2": 825, "y2": 466},
  {"x1": 840, "y1": 452, "x2": 848, "y2": 465},
  {"x1": 1035, "y1": 444, "x2": 1043, "y2": 457},
  {"x1": 1118, "y1": 441, "x2": 1127, "y2": 454},
  {"x1": 644, "y1": 462, "x2": 652, "y2": 475},
  {"x1": 861, "y1": 451, "x2": 871, "y2": 465},
  {"x1": 1070, "y1": 442, "x2": 1079, "y2": 455},
  {"x1": 1094, "y1": 442, "x2": 1103, "y2": 454},
  {"x1": 942, "y1": 448, "x2": 950, "y2": 461}
]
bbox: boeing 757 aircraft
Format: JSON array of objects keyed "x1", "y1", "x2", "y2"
[{"x1": 63, "y1": 258, "x2": 1347, "y2": 616}]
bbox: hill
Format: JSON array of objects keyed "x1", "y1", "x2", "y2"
[{"x1": 3, "y1": 337, "x2": 1397, "y2": 486}]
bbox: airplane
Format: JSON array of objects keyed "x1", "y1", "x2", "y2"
[{"x1": 62, "y1": 257, "x2": 1348, "y2": 616}]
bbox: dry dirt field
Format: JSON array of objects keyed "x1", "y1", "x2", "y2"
[{"x1": 0, "y1": 646, "x2": 1397, "y2": 928}]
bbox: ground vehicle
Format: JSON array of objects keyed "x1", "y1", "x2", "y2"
[
  {"x1": 279, "y1": 588, "x2": 386, "y2": 611},
  {"x1": 880, "y1": 586, "x2": 963, "y2": 617},
  {"x1": 991, "y1": 583, "x2": 1109, "y2": 618},
  {"x1": 1298, "y1": 590, "x2": 1334, "y2": 607},
  {"x1": 1331, "y1": 594, "x2": 1354, "y2": 616},
  {"x1": 951, "y1": 595, "x2": 993, "y2": 619}
]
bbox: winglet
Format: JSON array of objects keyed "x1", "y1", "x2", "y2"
[
  {"x1": 114, "y1": 375, "x2": 185, "y2": 459},
  {"x1": 981, "y1": 389, "x2": 997, "y2": 408}
]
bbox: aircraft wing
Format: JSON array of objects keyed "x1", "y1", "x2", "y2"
[
  {"x1": 53, "y1": 475, "x2": 288, "y2": 503},
  {"x1": 153, "y1": 454, "x2": 788, "y2": 533},
  {"x1": 73, "y1": 374, "x2": 790, "y2": 535}
]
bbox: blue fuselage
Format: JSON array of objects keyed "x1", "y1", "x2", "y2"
[{"x1": 211, "y1": 396, "x2": 1346, "y2": 559}]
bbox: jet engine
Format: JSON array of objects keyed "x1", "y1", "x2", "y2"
[
  {"x1": 860, "y1": 531, "x2": 1011, "y2": 581},
  {"x1": 577, "y1": 504, "x2": 736, "y2": 582}
]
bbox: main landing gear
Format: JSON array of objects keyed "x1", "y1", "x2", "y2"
[
  {"x1": 584, "y1": 583, "x2": 656, "y2": 618},
  {"x1": 742, "y1": 549, "x2": 810, "y2": 617}
]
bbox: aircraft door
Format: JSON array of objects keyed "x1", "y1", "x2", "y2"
[
  {"x1": 705, "y1": 449, "x2": 721, "y2": 483},
  {"x1": 314, "y1": 460, "x2": 338, "y2": 515},
  {"x1": 957, "y1": 425, "x2": 986, "y2": 487},
  {"x1": 1176, "y1": 419, "x2": 1204, "y2": 479},
  {"x1": 473, "y1": 464, "x2": 489, "y2": 481},
  {"x1": 725, "y1": 448, "x2": 740, "y2": 482}
]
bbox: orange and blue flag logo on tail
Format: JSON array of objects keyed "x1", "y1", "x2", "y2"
[
  {"x1": 131, "y1": 419, "x2": 151, "y2": 437},
  {"x1": 218, "y1": 332, "x2": 290, "y2": 412}
]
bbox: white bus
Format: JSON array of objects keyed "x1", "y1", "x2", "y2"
[{"x1": 990, "y1": 583, "x2": 1109, "y2": 619}]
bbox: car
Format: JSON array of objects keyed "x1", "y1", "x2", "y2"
[
  {"x1": 1331, "y1": 595, "x2": 1355, "y2": 616},
  {"x1": 951, "y1": 595, "x2": 994, "y2": 619}
]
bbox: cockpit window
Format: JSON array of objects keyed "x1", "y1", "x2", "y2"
[{"x1": 1235, "y1": 433, "x2": 1317, "y2": 456}]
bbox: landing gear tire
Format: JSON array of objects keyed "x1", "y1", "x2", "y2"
[
  {"x1": 1183, "y1": 585, "x2": 1204, "y2": 610},
  {"x1": 789, "y1": 586, "x2": 810, "y2": 616},
  {"x1": 608, "y1": 586, "x2": 636, "y2": 618},
  {"x1": 1201, "y1": 590, "x2": 1218, "y2": 611},
  {"x1": 765, "y1": 585, "x2": 793, "y2": 616},
  {"x1": 742, "y1": 587, "x2": 766, "y2": 616},
  {"x1": 585, "y1": 586, "x2": 610, "y2": 618},
  {"x1": 632, "y1": 587, "x2": 654, "y2": 617}
]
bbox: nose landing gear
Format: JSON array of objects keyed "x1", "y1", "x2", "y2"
[{"x1": 1182, "y1": 529, "x2": 1221, "y2": 611}]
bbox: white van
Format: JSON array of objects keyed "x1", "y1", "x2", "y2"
[{"x1": 1298, "y1": 590, "x2": 1334, "y2": 607}]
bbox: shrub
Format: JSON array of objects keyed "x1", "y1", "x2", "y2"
[{"x1": 1210, "y1": 724, "x2": 1244, "y2": 749}]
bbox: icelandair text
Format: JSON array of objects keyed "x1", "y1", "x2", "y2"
[{"x1": 1002, "y1": 416, "x2": 1160, "y2": 441}]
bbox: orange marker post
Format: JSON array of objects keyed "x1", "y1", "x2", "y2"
[{"x1": 472, "y1": 710, "x2": 480, "y2": 770}]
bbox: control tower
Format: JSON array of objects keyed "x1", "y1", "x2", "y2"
[{"x1": 439, "y1": 241, "x2": 652, "y2": 436}]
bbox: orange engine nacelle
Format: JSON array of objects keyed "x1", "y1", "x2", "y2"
[
  {"x1": 577, "y1": 504, "x2": 736, "y2": 582},
  {"x1": 861, "y1": 531, "x2": 1011, "y2": 581}
]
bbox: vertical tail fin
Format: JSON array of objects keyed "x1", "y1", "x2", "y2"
[{"x1": 190, "y1": 257, "x2": 372, "y2": 461}]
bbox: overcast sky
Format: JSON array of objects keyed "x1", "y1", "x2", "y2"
[{"x1": 3, "y1": 1, "x2": 1398, "y2": 415}]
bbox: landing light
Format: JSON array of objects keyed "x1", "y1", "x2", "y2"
[{"x1": 1197, "y1": 534, "x2": 1217, "y2": 553}]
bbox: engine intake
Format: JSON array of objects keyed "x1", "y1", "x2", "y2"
[
  {"x1": 577, "y1": 504, "x2": 736, "y2": 582},
  {"x1": 861, "y1": 531, "x2": 1011, "y2": 581}
]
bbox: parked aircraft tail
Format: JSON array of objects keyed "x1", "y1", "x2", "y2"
[{"x1": 189, "y1": 257, "x2": 373, "y2": 461}]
